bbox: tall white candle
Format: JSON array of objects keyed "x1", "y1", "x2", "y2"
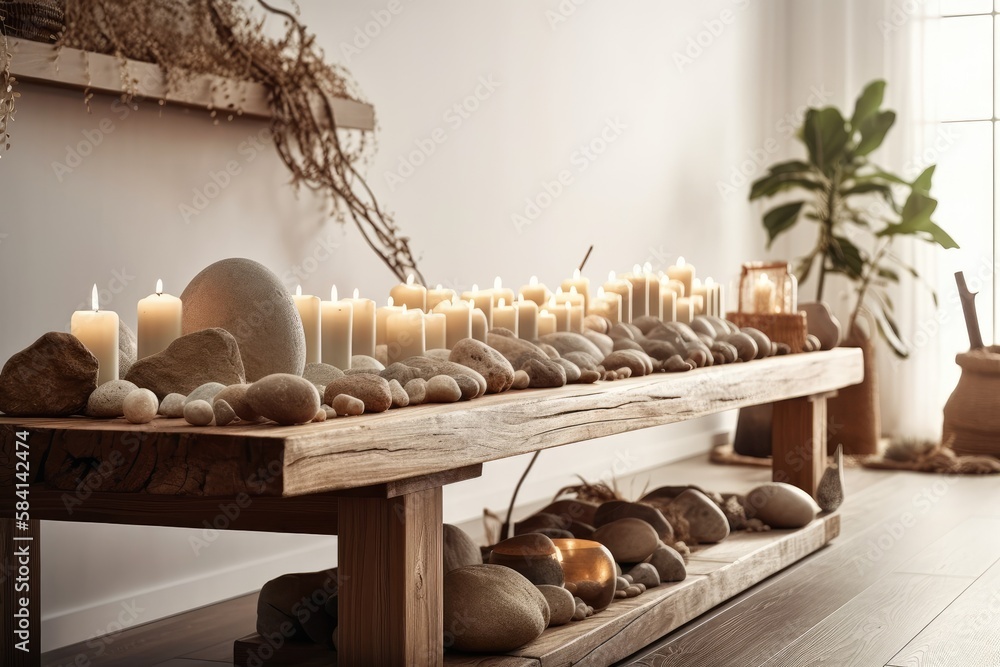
[
  {"x1": 386, "y1": 306, "x2": 425, "y2": 365},
  {"x1": 292, "y1": 285, "x2": 322, "y2": 364},
  {"x1": 461, "y1": 284, "x2": 494, "y2": 329},
  {"x1": 72, "y1": 284, "x2": 119, "y2": 385},
  {"x1": 691, "y1": 279, "x2": 710, "y2": 317},
  {"x1": 554, "y1": 300, "x2": 572, "y2": 332},
  {"x1": 137, "y1": 279, "x2": 182, "y2": 359},
  {"x1": 321, "y1": 285, "x2": 353, "y2": 370},
  {"x1": 659, "y1": 286, "x2": 677, "y2": 322},
  {"x1": 434, "y1": 299, "x2": 473, "y2": 349},
  {"x1": 471, "y1": 308, "x2": 488, "y2": 342},
  {"x1": 644, "y1": 263, "x2": 662, "y2": 320},
  {"x1": 348, "y1": 289, "x2": 376, "y2": 358},
  {"x1": 389, "y1": 273, "x2": 427, "y2": 312},
  {"x1": 515, "y1": 295, "x2": 539, "y2": 341},
  {"x1": 667, "y1": 257, "x2": 695, "y2": 297},
  {"x1": 560, "y1": 269, "x2": 591, "y2": 314},
  {"x1": 625, "y1": 264, "x2": 649, "y2": 319},
  {"x1": 377, "y1": 296, "x2": 405, "y2": 346},
  {"x1": 492, "y1": 298, "x2": 519, "y2": 336},
  {"x1": 425, "y1": 312, "x2": 447, "y2": 350}
]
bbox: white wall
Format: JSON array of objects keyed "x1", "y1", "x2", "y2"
[{"x1": 0, "y1": 0, "x2": 790, "y2": 651}]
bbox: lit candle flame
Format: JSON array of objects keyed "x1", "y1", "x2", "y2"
[
  {"x1": 530, "y1": 275, "x2": 538, "y2": 286},
  {"x1": 353, "y1": 288, "x2": 360, "y2": 299},
  {"x1": 472, "y1": 283, "x2": 479, "y2": 292},
  {"x1": 155, "y1": 278, "x2": 163, "y2": 295},
  {"x1": 598, "y1": 286, "x2": 606, "y2": 298},
  {"x1": 758, "y1": 273, "x2": 770, "y2": 285},
  {"x1": 295, "y1": 285, "x2": 303, "y2": 297},
  {"x1": 387, "y1": 296, "x2": 395, "y2": 307},
  {"x1": 705, "y1": 277, "x2": 715, "y2": 287},
  {"x1": 494, "y1": 276, "x2": 502, "y2": 290},
  {"x1": 436, "y1": 283, "x2": 443, "y2": 290},
  {"x1": 331, "y1": 285, "x2": 338, "y2": 301},
  {"x1": 91, "y1": 284, "x2": 99, "y2": 311},
  {"x1": 518, "y1": 294, "x2": 525, "y2": 303},
  {"x1": 608, "y1": 270, "x2": 616, "y2": 282},
  {"x1": 548, "y1": 296, "x2": 557, "y2": 308},
  {"x1": 573, "y1": 268, "x2": 581, "y2": 280},
  {"x1": 677, "y1": 256, "x2": 686, "y2": 267},
  {"x1": 498, "y1": 298, "x2": 506, "y2": 308},
  {"x1": 643, "y1": 262, "x2": 652, "y2": 273},
  {"x1": 569, "y1": 286, "x2": 578, "y2": 295},
  {"x1": 541, "y1": 309, "x2": 549, "y2": 316},
  {"x1": 633, "y1": 264, "x2": 642, "y2": 274},
  {"x1": 406, "y1": 273, "x2": 415, "y2": 286},
  {"x1": 564, "y1": 300, "x2": 571, "y2": 310}
]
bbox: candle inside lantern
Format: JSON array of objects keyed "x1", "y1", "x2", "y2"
[
  {"x1": 515, "y1": 295, "x2": 538, "y2": 341},
  {"x1": 386, "y1": 305, "x2": 425, "y2": 365},
  {"x1": 389, "y1": 273, "x2": 427, "y2": 312},
  {"x1": 538, "y1": 308, "x2": 557, "y2": 336},
  {"x1": 519, "y1": 275, "x2": 549, "y2": 307},
  {"x1": 137, "y1": 278, "x2": 182, "y2": 359},
  {"x1": 426, "y1": 284, "x2": 457, "y2": 311},
  {"x1": 493, "y1": 298, "x2": 519, "y2": 337},
  {"x1": 321, "y1": 285, "x2": 353, "y2": 370},
  {"x1": 560, "y1": 269, "x2": 590, "y2": 314},
  {"x1": 292, "y1": 285, "x2": 322, "y2": 364},
  {"x1": 424, "y1": 312, "x2": 447, "y2": 350},
  {"x1": 461, "y1": 284, "x2": 494, "y2": 330},
  {"x1": 602, "y1": 271, "x2": 633, "y2": 323},
  {"x1": 471, "y1": 308, "x2": 488, "y2": 342},
  {"x1": 434, "y1": 299, "x2": 473, "y2": 349},
  {"x1": 72, "y1": 284, "x2": 120, "y2": 385},
  {"x1": 376, "y1": 296, "x2": 405, "y2": 346},
  {"x1": 753, "y1": 273, "x2": 775, "y2": 313},
  {"x1": 348, "y1": 289, "x2": 376, "y2": 358},
  {"x1": 491, "y1": 276, "x2": 516, "y2": 308},
  {"x1": 667, "y1": 256, "x2": 695, "y2": 297}
]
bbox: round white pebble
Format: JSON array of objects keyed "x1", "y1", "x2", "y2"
[
  {"x1": 123, "y1": 389, "x2": 158, "y2": 424},
  {"x1": 184, "y1": 399, "x2": 215, "y2": 426}
]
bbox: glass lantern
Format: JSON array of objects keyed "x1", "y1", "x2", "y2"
[{"x1": 737, "y1": 261, "x2": 798, "y2": 315}]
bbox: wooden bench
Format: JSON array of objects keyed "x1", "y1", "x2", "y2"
[{"x1": 0, "y1": 347, "x2": 863, "y2": 666}]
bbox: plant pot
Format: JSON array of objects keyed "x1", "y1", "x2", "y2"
[
  {"x1": 827, "y1": 325, "x2": 880, "y2": 455},
  {"x1": 942, "y1": 345, "x2": 1000, "y2": 457}
]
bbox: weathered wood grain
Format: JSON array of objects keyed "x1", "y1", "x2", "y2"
[
  {"x1": 771, "y1": 392, "x2": 829, "y2": 496},
  {"x1": 0, "y1": 349, "x2": 863, "y2": 497},
  {"x1": 8, "y1": 38, "x2": 375, "y2": 129},
  {"x1": 888, "y1": 558, "x2": 1000, "y2": 667},
  {"x1": 894, "y1": 515, "x2": 1000, "y2": 578},
  {"x1": 338, "y1": 487, "x2": 443, "y2": 666},
  {"x1": 762, "y1": 572, "x2": 973, "y2": 667}
]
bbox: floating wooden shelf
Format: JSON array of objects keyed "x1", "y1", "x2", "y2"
[
  {"x1": 0, "y1": 348, "x2": 863, "y2": 666},
  {"x1": 6, "y1": 37, "x2": 375, "y2": 130}
]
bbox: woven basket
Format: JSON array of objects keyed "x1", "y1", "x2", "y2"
[
  {"x1": 943, "y1": 346, "x2": 1000, "y2": 458},
  {"x1": 728, "y1": 311, "x2": 808, "y2": 354}
]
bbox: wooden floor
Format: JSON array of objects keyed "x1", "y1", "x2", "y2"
[{"x1": 40, "y1": 456, "x2": 1000, "y2": 667}]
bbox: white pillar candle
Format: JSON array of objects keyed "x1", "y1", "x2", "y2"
[
  {"x1": 461, "y1": 284, "x2": 494, "y2": 330},
  {"x1": 560, "y1": 269, "x2": 591, "y2": 314},
  {"x1": 570, "y1": 303, "x2": 584, "y2": 333},
  {"x1": 590, "y1": 287, "x2": 622, "y2": 324},
  {"x1": 389, "y1": 273, "x2": 427, "y2": 312},
  {"x1": 72, "y1": 284, "x2": 119, "y2": 385},
  {"x1": 348, "y1": 289, "x2": 377, "y2": 358},
  {"x1": 386, "y1": 306, "x2": 425, "y2": 365},
  {"x1": 471, "y1": 308, "x2": 488, "y2": 342},
  {"x1": 493, "y1": 298, "x2": 519, "y2": 336},
  {"x1": 293, "y1": 285, "x2": 322, "y2": 364},
  {"x1": 426, "y1": 284, "x2": 457, "y2": 311},
  {"x1": 691, "y1": 279, "x2": 710, "y2": 318},
  {"x1": 625, "y1": 265, "x2": 649, "y2": 319},
  {"x1": 554, "y1": 286, "x2": 585, "y2": 308},
  {"x1": 490, "y1": 276, "x2": 516, "y2": 308},
  {"x1": 515, "y1": 295, "x2": 539, "y2": 341},
  {"x1": 644, "y1": 264, "x2": 662, "y2": 320},
  {"x1": 705, "y1": 277, "x2": 721, "y2": 317},
  {"x1": 659, "y1": 287, "x2": 677, "y2": 322},
  {"x1": 675, "y1": 297, "x2": 695, "y2": 324},
  {"x1": 667, "y1": 257, "x2": 695, "y2": 297},
  {"x1": 602, "y1": 271, "x2": 633, "y2": 323},
  {"x1": 424, "y1": 312, "x2": 447, "y2": 350},
  {"x1": 538, "y1": 309, "x2": 557, "y2": 336},
  {"x1": 137, "y1": 279, "x2": 181, "y2": 359},
  {"x1": 753, "y1": 274, "x2": 776, "y2": 313},
  {"x1": 321, "y1": 286, "x2": 353, "y2": 370},
  {"x1": 554, "y1": 300, "x2": 573, "y2": 332},
  {"x1": 376, "y1": 297, "x2": 405, "y2": 346},
  {"x1": 434, "y1": 299, "x2": 473, "y2": 349},
  {"x1": 519, "y1": 275, "x2": 549, "y2": 307},
  {"x1": 663, "y1": 278, "x2": 686, "y2": 297}
]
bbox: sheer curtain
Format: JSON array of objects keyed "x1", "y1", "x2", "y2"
[{"x1": 777, "y1": 0, "x2": 975, "y2": 441}]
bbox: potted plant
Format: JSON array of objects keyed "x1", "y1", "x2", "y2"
[{"x1": 748, "y1": 79, "x2": 958, "y2": 454}]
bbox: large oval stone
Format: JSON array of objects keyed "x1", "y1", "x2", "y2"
[
  {"x1": 444, "y1": 524, "x2": 482, "y2": 574},
  {"x1": 247, "y1": 373, "x2": 321, "y2": 425},
  {"x1": 181, "y1": 258, "x2": 305, "y2": 381},
  {"x1": 444, "y1": 565, "x2": 548, "y2": 653},
  {"x1": 591, "y1": 518, "x2": 659, "y2": 563},
  {"x1": 746, "y1": 482, "x2": 821, "y2": 529}
]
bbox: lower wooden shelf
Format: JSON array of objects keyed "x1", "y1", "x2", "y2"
[{"x1": 234, "y1": 513, "x2": 840, "y2": 666}]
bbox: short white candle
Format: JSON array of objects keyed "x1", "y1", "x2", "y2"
[
  {"x1": 659, "y1": 286, "x2": 677, "y2": 322},
  {"x1": 491, "y1": 276, "x2": 516, "y2": 308},
  {"x1": 602, "y1": 271, "x2": 633, "y2": 323},
  {"x1": 386, "y1": 306, "x2": 425, "y2": 365},
  {"x1": 560, "y1": 269, "x2": 591, "y2": 314},
  {"x1": 590, "y1": 287, "x2": 622, "y2": 324},
  {"x1": 519, "y1": 275, "x2": 549, "y2": 307},
  {"x1": 492, "y1": 298, "x2": 519, "y2": 336},
  {"x1": 644, "y1": 263, "x2": 662, "y2": 320},
  {"x1": 137, "y1": 279, "x2": 181, "y2": 359},
  {"x1": 426, "y1": 284, "x2": 457, "y2": 311},
  {"x1": 72, "y1": 284, "x2": 119, "y2": 385},
  {"x1": 389, "y1": 273, "x2": 427, "y2": 312},
  {"x1": 425, "y1": 312, "x2": 447, "y2": 350},
  {"x1": 348, "y1": 289, "x2": 377, "y2": 358},
  {"x1": 691, "y1": 279, "x2": 710, "y2": 317},
  {"x1": 554, "y1": 286, "x2": 585, "y2": 308},
  {"x1": 321, "y1": 286, "x2": 353, "y2": 370},
  {"x1": 625, "y1": 264, "x2": 649, "y2": 319},
  {"x1": 461, "y1": 284, "x2": 495, "y2": 330},
  {"x1": 515, "y1": 295, "x2": 538, "y2": 341},
  {"x1": 471, "y1": 307, "x2": 488, "y2": 342},
  {"x1": 554, "y1": 300, "x2": 572, "y2": 332},
  {"x1": 675, "y1": 297, "x2": 695, "y2": 324},
  {"x1": 434, "y1": 299, "x2": 473, "y2": 349},
  {"x1": 292, "y1": 285, "x2": 322, "y2": 364},
  {"x1": 537, "y1": 308, "x2": 557, "y2": 336},
  {"x1": 667, "y1": 257, "x2": 695, "y2": 297}
]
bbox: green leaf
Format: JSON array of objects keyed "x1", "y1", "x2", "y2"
[
  {"x1": 912, "y1": 165, "x2": 935, "y2": 194},
  {"x1": 803, "y1": 107, "x2": 849, "y2": 174},
  {"x1": 877, "y1": 267, "x2": 900, "y2": 283},
  {"x1": 766, "y1": 160, "x2": 816, "y2": 176},
  {"x1": 749, "y1": 174, "x2": 823, "y2": 200},
  {"x1": 880, "y1": 192, "x2": 959, "y2": 249},
  {"x1": 842, "y1": 181, "x2": 894, "y2": 200},
  {"x1": 828, "y1": 235, "x2": 866, "y2": 278},
  {"x1": 873, "y1": 303, "x2": 909, "y2": 358},
  {"x1": 856, "y1": 110, "x2": 895, "y2": 156},
  {"x1": 763, "y1": 201, "x2": 805, "y2": 247},
  {"x1": 851, "y1": 80, "x2": 886, "y2": 131}
]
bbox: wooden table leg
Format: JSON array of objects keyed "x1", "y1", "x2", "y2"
[
  {"x1": 338, "y1": 486, "x2": 443, "y2": 666},
  {"x1": 771, "y1": 393, "x2": 829, "y2": 497},
  {"x1": 1, "y1": 519, "x2": 40, "y2": 666}
]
